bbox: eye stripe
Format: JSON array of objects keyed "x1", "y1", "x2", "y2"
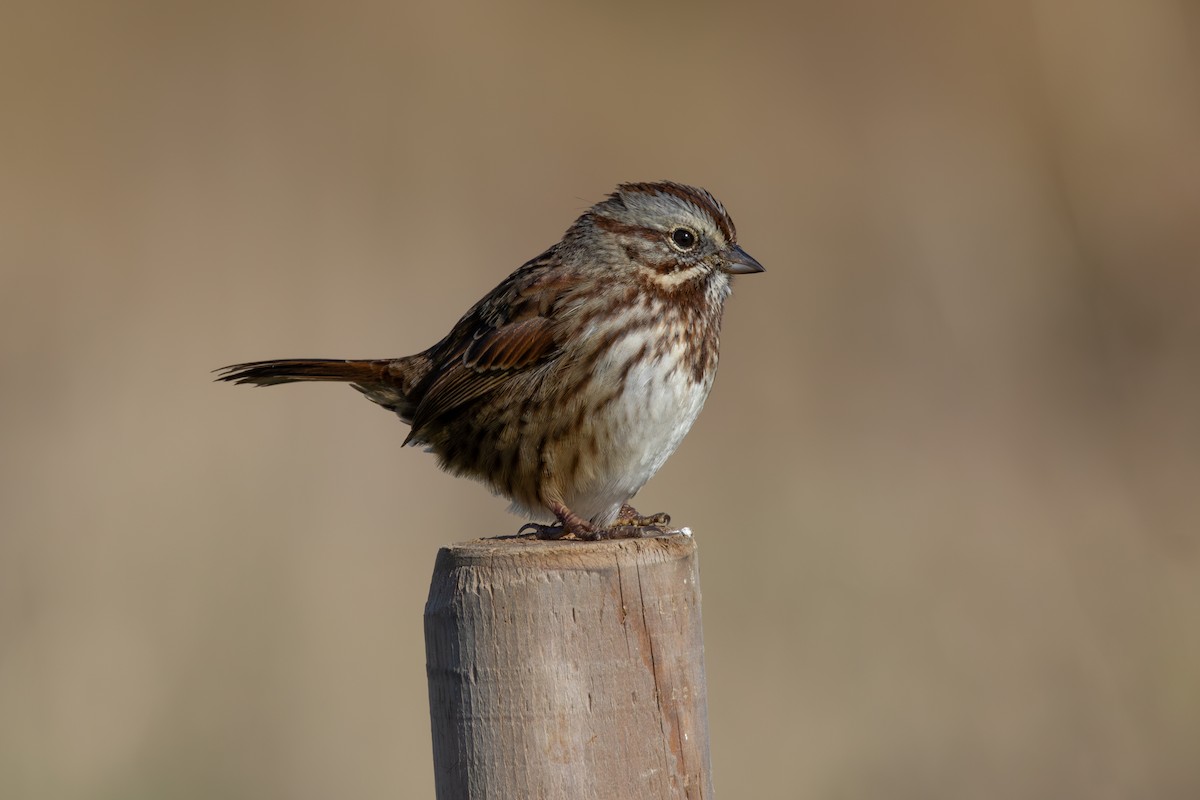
[{"x1": 589, "y1": 215, "x2": 661, "y2": 241}]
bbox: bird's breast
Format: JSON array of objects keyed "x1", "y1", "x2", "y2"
[{"x1": 550, "y1": 317, "x2": 716, "y2": 522}]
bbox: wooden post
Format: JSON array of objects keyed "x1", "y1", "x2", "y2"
[{"x1": 425, "y1": 532, "x2": 713, "y2": 799}]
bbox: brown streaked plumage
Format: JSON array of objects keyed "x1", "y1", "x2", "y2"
[{"x1": 217, "y1": 181, "x2": 763, "y2": 539}]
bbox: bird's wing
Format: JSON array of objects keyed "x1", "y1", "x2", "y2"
[{"x1": 404, "y1": 250, "x2": 569, "y2": 443}]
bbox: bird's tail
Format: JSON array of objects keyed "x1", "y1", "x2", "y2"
[
  {"x1": 215, "y1": 358, "x2": 393, "y2": 387},
  {"x1": 215, "y1": 358, "x2": 418, "y2": 418}
]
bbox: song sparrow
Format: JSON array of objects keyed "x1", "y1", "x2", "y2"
[{"x1": 217, "y1": 181, "x2": 763, "y2": 539}]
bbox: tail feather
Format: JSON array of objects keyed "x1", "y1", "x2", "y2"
[
  {"x1": 217, "y1": 356, "x2": 432, "y2": 423},
  {"x1": 215, "y1": 358, "x2": 391, "y2": 387}
]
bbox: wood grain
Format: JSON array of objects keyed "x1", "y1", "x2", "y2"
[{"x1": 425, "y1": 532, "x2": 713, "y2": 799}]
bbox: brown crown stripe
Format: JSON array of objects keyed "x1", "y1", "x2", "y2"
[{"x1": 615, "y1": 181, "x2": 736, "y2": 243}]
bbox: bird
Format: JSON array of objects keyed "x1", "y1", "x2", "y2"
[{"x1": 216, "y1": 181, "x2": 763, "y2": 539}]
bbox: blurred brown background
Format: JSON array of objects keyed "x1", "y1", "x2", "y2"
[{"x1": 3, "y1": 1, "x2": 1199, "y2": 798}]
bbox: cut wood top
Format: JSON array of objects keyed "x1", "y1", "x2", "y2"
[{"x1": 432, "y1": 530, "x2": 696, "y2": 572}]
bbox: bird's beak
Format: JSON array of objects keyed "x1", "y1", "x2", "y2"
[{"x1": 724, "y1": 244, "x2": 765, "y2": 275}]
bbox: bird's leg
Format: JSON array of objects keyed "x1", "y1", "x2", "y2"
[{"x1": 518, "y1": 501, "x2": 599, "y2": 540}]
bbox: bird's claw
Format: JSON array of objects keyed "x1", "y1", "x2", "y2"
[
  {"x1": 516, "y1": 504, "x2": 671, "y2": 541},
  {"x1": 615, "y1": 504, "x2": 671, "y2": 528}
]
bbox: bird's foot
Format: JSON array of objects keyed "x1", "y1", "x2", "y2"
[
  {"x1": 595, "y1": 505, "x2": 672, "y2": 540},
  {"x1": 516, "y1": 504, "x2": 672, "y2": 541},
  {"x1": 517, "y1": 502, "x2": 600, "y2": 541},
  {"x1": 615, "y1": 504, "x2": 671, "y2": 528},
  {"x1": 516, "y1": 521, "x2": 597, "y2": 540}
]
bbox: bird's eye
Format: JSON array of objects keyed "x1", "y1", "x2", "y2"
[{"x1": 670, "y1": 227, "x2": 697, "y2": 250}]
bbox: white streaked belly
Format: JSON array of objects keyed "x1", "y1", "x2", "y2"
[{"x1": 564, "y1": 331, "x2": 713, "y2": 524}]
